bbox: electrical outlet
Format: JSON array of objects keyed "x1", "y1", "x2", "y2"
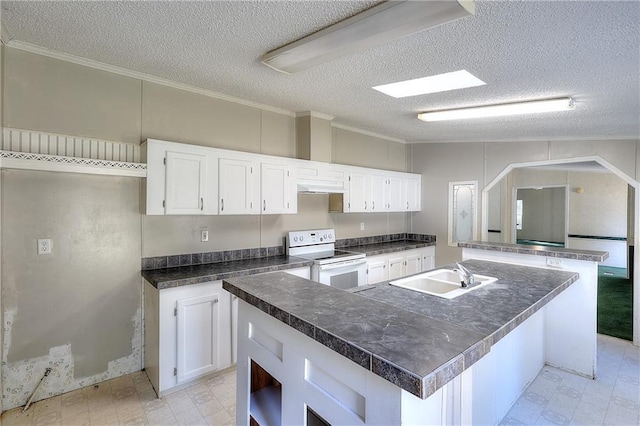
[
  {"x1": 201, "y1": 230, "x2": 209, "y2": 242},
  {"x1": 360, "y1": 222, "x2": 365, "y2": 231},
  {"x1": 37, "y1": 239, "x2": 52, "y2": 255},
  {"x1": 546, "y1": 257, "x2": 563, "y2": 268}
]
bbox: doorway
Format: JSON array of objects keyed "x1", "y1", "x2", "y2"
[
  {"x1": 481, "y1": 156, "x2": 639, "y2": 346},
  {"x1": 514, "y1": 186, "x2": 567, "y2": 247}
]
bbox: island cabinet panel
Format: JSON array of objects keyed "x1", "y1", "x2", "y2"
[{"x1": 462, "y1": 246, "x2": 599, "y2": 378}]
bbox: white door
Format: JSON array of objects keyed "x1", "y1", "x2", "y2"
[
  {"x1": 388, "y1": 176, "x2": 404, "y2": 211},
  {"x1": 219, "y1": 158, "x2": 258, "y2": 215},
  {"x1": 405, "y1": 254, "x2": 421, "y2": 276},
  {"x1": 388, "y1": 257, "x2": 405, "y2": 280},
  {"x1": 370, "y1": 174, "x2": 387, "y2": 212},
  {"x1": 367, "y1": 260, "x2": 388, "y2": 284},
  {"x1": 261, "y1": 163, "x2": 294, "y2": 214},
  {"x1": 165, "y1": 151, "x2": 206, "y2": 214},
  {"x1": 348, "y1": 172, "x2": 368, "y2": 212},
  {"x1": 404, "y1": 176, "x2": 421, "y2": 211},
  {"x1": 176, "y1": 293, "x2": 220, "y2": 383}
]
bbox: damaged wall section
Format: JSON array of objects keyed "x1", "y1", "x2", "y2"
[{"x1": 1, "y1": 170, "x2": 142, "y2": 410}]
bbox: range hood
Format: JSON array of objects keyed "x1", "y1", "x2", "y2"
[{"x1": 297, "y1": 179, "x2": 346, "y2": 194}]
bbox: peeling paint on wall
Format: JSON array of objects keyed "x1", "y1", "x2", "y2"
[{"x1": 2, "y1": 309, "x2": 141, "y2": 410}]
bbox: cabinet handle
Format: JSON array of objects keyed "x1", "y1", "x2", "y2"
[
  {"x1": 263, "y1": 200, "x2": 266, "y2": 211},
  {"x1": 221, "y1": 199, "x2": 224, "y2": 211},
  {"x1": 364, "y1": 201, "x2": 367, "y2": 210},
  {"x1": 200, "y1": 198, "x2": 204, "y2": 211},
  {"x1": 406, "y1": 201, "x2": 409, "y2": 209},
  {"x1": 214, "y1": 298, "x2": 218, "y2": 303},
  {"x1": 372, "y1": 201, "x2": 375, "y2": 210}
]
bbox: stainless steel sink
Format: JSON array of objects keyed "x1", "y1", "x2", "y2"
[{"x1": 389, "y1": 269, "x2": 497, "y2": 299}]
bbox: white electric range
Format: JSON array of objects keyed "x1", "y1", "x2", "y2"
[{"x1": 286, "y1": 229, "x2": 366, "y2": 289}]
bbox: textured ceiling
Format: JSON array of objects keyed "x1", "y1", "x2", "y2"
[{"x1": 1, "y1": 0, "x2": 639, "y2": 143}]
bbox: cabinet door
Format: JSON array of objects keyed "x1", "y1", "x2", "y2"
[
  {"x1": 219, "y1": 158, "x2": 259, "y2": 215},
  {"x1": 388, "y1": 257, "x2": 405, "y2": 280},
  {"x1": 404, "y1": 176, "x2": 421, "y2": 211},
  {"x1": 369, "y1": 174, "x2": 388, "y2": 212},
  {"x1": 387, "y1": 176, "x2": 404, "y2": 211},
  {"x1": 367, "y1": 260, "x2": 388, "y2": 284},
  {"x1": 347, "y1": 172, "x2": 368, "y2": 212},
  {"x1": 261, "y1": 163, "x2": 295, "y2": 214},
  {"x1": 405, "y1": 254, "x2": 422, "y2": 276},
  {"x1": 421, "y1": 254, "x2": 435, "y2": 271},
  {"x1": 165, "y1": 151, "x2": 206, "y2": 215},
  {"x1": 176, "y1": 293, "x2": 220, "y2": 383}
]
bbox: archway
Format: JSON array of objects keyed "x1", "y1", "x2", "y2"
[{"x1": 481, "y1": 156, "x2": 639, "y2": 346}]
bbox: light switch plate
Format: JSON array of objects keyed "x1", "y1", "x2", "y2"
[
  {"x1": 201, "y1": 230, "x2": 209, "y2": 242},
  {"x1": 37, "y1": 239, "x2": 52, "y2": 255}
]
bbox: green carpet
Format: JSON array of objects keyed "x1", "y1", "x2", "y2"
[{"x1": 597, "y1": 266, "x2": 633, "y2": 341}]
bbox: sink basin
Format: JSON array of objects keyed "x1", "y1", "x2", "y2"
[{"x1": 389, "y1": 269, "x2": 497, "y2": 299}]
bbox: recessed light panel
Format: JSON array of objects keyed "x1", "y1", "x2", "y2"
[{"x1": 373, "y1": 70, "x2": 485, "y2": 98}]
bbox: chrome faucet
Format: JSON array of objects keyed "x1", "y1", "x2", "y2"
[{"x1": 455, "y1": 262, "x2": 474, "y2": 288}]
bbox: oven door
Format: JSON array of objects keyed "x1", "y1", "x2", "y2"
[{"x1": 314, "y1": 258, "x2": 367, "y2": 290}]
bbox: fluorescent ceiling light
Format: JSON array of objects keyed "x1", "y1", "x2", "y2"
[
  {"x1": 418, "y1": 97, "x2": 576, "y2": 122},
  {"x1": 373, "y1": 70, "x2": 485, "y2": 98},
  {"x1": 262, "y1": 0, "x2": 475, "y2": 74}
]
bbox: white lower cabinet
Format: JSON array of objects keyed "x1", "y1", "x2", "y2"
[
  {"x1": 366, "y1": 246, "x2": 435, "y2": 285},
  {"x1": 366, "y1": 259, "x2": 388, "y2": 284},
  {"x1": 144, "y1": 279, "x2": 231, "y2": 396}
]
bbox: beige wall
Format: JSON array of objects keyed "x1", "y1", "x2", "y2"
[
  {"x1": 410, "y1": 140, "x2": 640, "y2": 266},
  {"x1": 1, "y1": 46, "x2": 410, "y2": 407},
  {"x1": 1, "y1": 170, "x2": 142, "y2": 409}
]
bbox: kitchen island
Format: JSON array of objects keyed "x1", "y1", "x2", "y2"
[{"x1": 223, "y1": 259, "x2": 593, "y2": 425}]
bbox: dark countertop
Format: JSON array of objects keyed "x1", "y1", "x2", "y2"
[
  {"x1": 344, "y1": 240, "x2": 435, "y2": 256},
  {"x1": 458, "y1": 241, "x2": 608, "y2": 262},
  {"x1": 142, "y1": 255, "x2": 312, "y2": 289},
  {"x1": 142, "y1": 239, "x2": 434, "y2": 289},
  {"x1": 222, "y1": 259, "x2": 579, "y2": 400}
]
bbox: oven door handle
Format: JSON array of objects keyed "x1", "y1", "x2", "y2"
[{"x1": 318, "y1": 258, "x2": 367, "y2": 271}]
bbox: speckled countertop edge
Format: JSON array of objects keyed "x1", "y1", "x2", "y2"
[
  {"x1": 223, "y1": 261, "x2": 579, "y2": 400},
  {"x1": 458, "y1": 241, "x2": 608, "y2": 262},
  {"x1": 142, "y1": 256, "x2": 313, "y2": 289}
]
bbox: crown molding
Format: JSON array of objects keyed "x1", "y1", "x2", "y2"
[
  {"x1": 407, "y1": 135, "x2": 640, "y2": 144},
  {"x1": 6, "y1": 40, "x2": 296, "y2": 117},
  {"x1": 331, "y1": 123, "x2": 406, "y2": 144}
]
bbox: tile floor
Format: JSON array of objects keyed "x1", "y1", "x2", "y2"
[
  {"x1": 1, "y1": 334, "x2": 638, "y2": 425},
  {"x1": 1, "y1": 368, "x2": 236, "y2": 426},
  {"x1": 501, "y1": 334, "x2": 640, "y2": 425}
]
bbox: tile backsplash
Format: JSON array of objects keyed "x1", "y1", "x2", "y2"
[{"x1": 141, "y1": 233, "x2": 435, "y2": 270}]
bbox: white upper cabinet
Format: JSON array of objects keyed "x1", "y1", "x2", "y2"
[
  {"x1": 347, "y1": 172, "x2": 369, "y2": 212},
  {"x1": 219, "y1": 157, "x2": 259, "y2": 215},
  {"x1": 261, "y1": 162, "x2": 296, "y2": 214},
  {"x1": 404, "y1": 175, "x2": 421, "y2": 212},
  {"x1": 165, "y1": 151, "x2": 207, "y2": 215},
  {"x1": 143, "y1": 138, "x2": 422, "y2": 216},
  {"x1": 369, "y1": 174, "x2": 387, "y2": 212},
  {"x1": 388, "y1": 175, "x2": 404, "y2": 211},
  {"x1": 143, "y1": 139, "x2": 218, "y2": 215}
]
